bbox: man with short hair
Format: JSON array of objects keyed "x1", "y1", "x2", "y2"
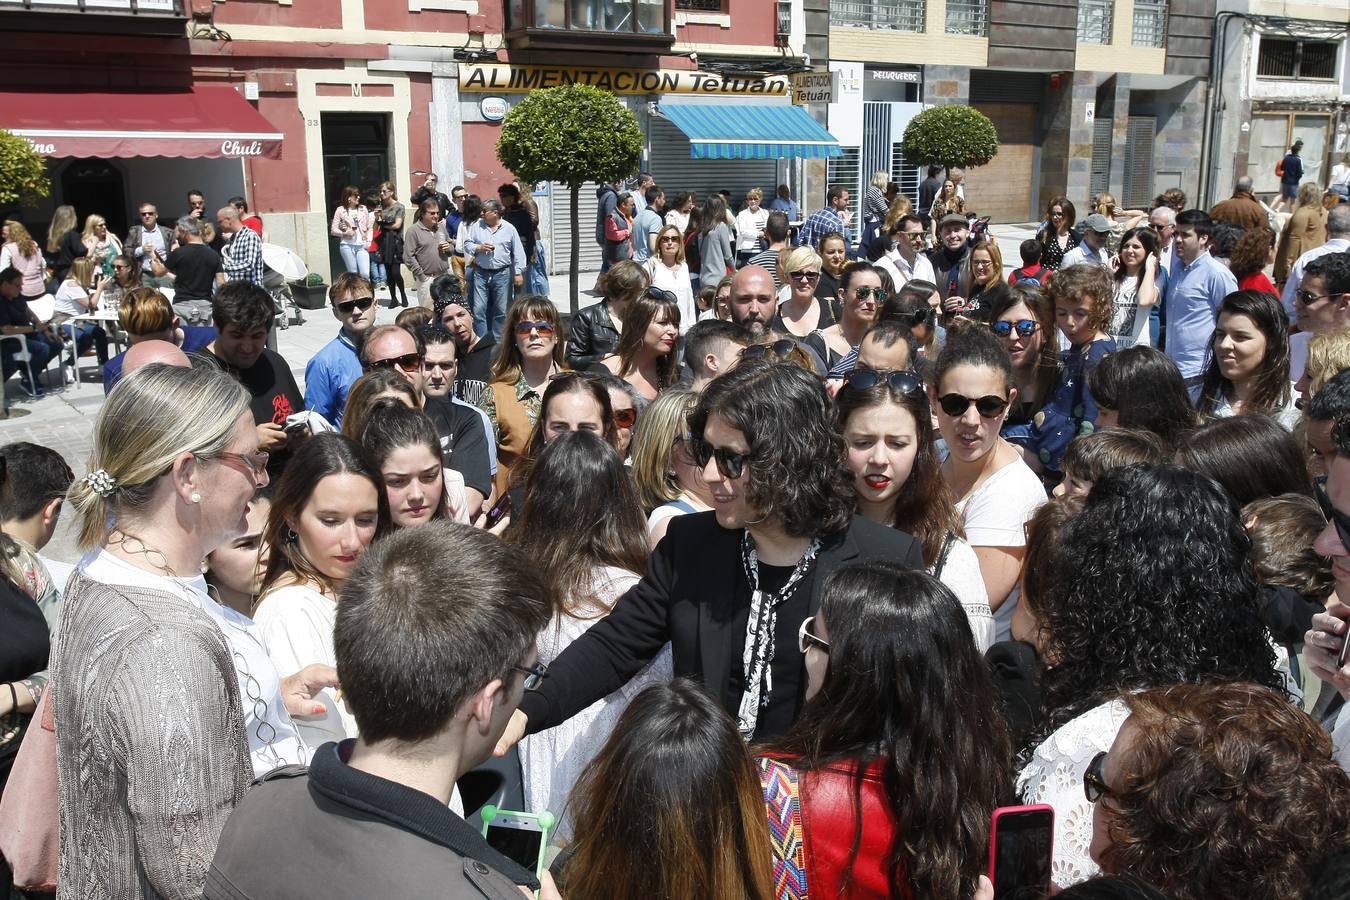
[
  {"x1": 746, "y1": 212, "x2": 791, "y2": 290},
  {"x1": 102, "y1": 288, "x2": 216, "y2": 392},
  {"x1": 217, "y1": 206, "x2": 264, "y2": 287},
  {"x1": 446, "y1": 185, "x2": 467, "y2": 236},
  {"x1": 201, "y1": 282, "x2": 305, "y2": 475},
  {"x1": 1061, "y1": 214, "x2": 1113, "y2": 268},
  {"x1": 633, "y1": 185, "x2": 665, "y2": 264},
  {"x1": 856, "y1": 319, "x2": 914, "y2": 372},
  {"x1": 594, "y1": 179, "x2": 622, "y2": 269},
  {"x1": 0, "y1": 267, "x2": 60, "y2": 395},
  {"x1": 304, "y1": 272, "x2": 378, "y2": 427},
  {"x1": 497, "y1": 183, "x2": 538, "y2": 279},
  {"x1": 1290, "y1": 252, "x2": 1350, "y2": 383},
  {"x1": 1164, "y1": 210, "x2": 1239, "y2": 384},
  {"x1": 404, "y1": 199, "x2": 453, "y2": 307},
  {"x1": 360, "y1": 324, "x2": 491, "y2": 517},
  {"x1": 631, "y1": 172, "x2": 655, "y2": 214},
  {"x1": 0, "y1": 440, "x2": 73, "y2": 631},
  {"x1": 683, "y1": 319, "x2": 752, "y2": 391},
  {"x1": 410, "y1": 172, "x2": 451, "y2": 223},
  {"x1": 126, "y1": 203, "x2": 175, "y2": 289},
  {"x1": 152, "y1": 215, "x2": 221, "y2": 326},
  {"x1": 1148, "y1": 205, "x2": 1177, "y2": 274},
  {"x1": 928, "y1": 213, "x2": 972, "y2": 300},
  {"x1": 205, "y1": 523, "x2": 556, "y2": 900},
  {"x1": 918, "y1": 165, "x2": 944, "y2": 226},
  {"x1": 796, "y1": 185, "x2": 851, "y2": 251},
  {"x1": 464, "y1": 199, "x2": 526, "y2": 342},
  {"x1": 189, "y1": 189, "x2": 224, "y2": 250},
  {"x1": 421, "y1": 324, "x2": 497, "y2": 481},
  {"x1": 877, "y1": 215, "x2": 937, "y2": 288},
  {"x1": 1305, "y1": 369, "x2": 1350, "y2": 477},
  {"x1": 769, "y1": 184, "x2": 800, "y2": 222},
  {"x1": 1282, "y1": 206, "x2": 1350, "y2": 316},
  {"x1": 1209, "y1": 176, "x2": 1268, "y2": 232}
]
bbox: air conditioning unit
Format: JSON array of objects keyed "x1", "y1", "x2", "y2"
[{"x1": 776, "y1": 0, "x2": 791, "y2": 47}]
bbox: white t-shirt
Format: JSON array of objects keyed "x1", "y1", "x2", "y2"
[
  {"x1": 253, "y1": 583, "x2": 357, "y2": 749},
  {"x1": 1291, "y1": 330, "x2": 1312, "y2": 385},
  {"x1": 953, "y1": 457, "x2": 1048, "y2": 642},
  {"x1": 734, "y1": 207, "x2": 769, "y2": 253},
  {"x1": 645, "y1": 258, "x2": 696, "y2": 334},
  {"x1": 53, "y1": 280, "x2": 92, "y2": 317},
  {"x1": 1110, "y1": 275, "x2": 1152, "y2": 349},
  {"x1": 934, "y1": 535, "x2": 994, "y2": 652}
]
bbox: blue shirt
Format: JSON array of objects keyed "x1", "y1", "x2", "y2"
[
  {"x1": 102, "y1": 325, "x2": 216, "y2": 394},
  {"x1": 1164, "y1": 251, "x2": 1238, "y2": 379},
  {"x1": 632, "y1": 207, "x2": 664, "y2": 263},
  {"x1": 303, "y1": 330, "x2": 363, "y2": 426},
  {"x1": 769, "y1": 197, "x2": 800, "y2": 221},
  {"x1": 796, "y1": 206, "x2": 848, "y2": 251},
  {"x1": 463, "y1": 219, "x2": 527, "y2": 275}
]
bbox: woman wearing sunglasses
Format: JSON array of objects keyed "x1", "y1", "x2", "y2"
[
  {"x1": 835, "y1": 367, "x2": 995, "y2": 649},
  {"x1": 497, "y1": 357, "x2": 924, "y2": 756},
  {"x1": 934, "y1": 325, "x2": 1047, "y2": 644},
  {"x1": 774, "y1": 245, "x2": 836, "y2": 339},
  {"x1": 483, "y1": 295, "x2": 567, "y2": 497},
  {"x1": 756, "y1": 562, "x2": 1008, "y2": 900},
  {"x1": 818, "y1": 261, "x2": 883, "y2": 368},
  {"x1": 644, "y1": 224, "x2": 696, "y2": 332},
  {"x1": 598, "y1": 287, "x2": 681, "y2": 401},
  {"x1": 987, "y1": 284, "x2": 1061, "y2": 454}
]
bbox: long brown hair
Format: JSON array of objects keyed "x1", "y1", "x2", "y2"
[
  {"x1": 1197, "y1": 289, "x2": 1291, "y2": 419},
  {"x1": 613, "y1": 289, "x2": 681, "y2": 388},
  {"x1": 561, "y1": 679, "x2": 775, "y2": 900},
  {"x1": 508, "y1": 430, "x2": 646, "y2": 619},
  {"x1": 489, "y1": 294, "x2": 566, "y2": 384},
  {"x1": 835, "y1": 376, "x2": 963, "y2": 567}
]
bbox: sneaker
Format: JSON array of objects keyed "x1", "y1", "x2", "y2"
[{"x1": 64, "y1": 364, "x2": 77, "y2": 384}]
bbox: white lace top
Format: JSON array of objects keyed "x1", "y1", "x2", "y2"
[
  {"x1": 1016, "y1": 698, "x2": 1130, "y2": 889},
  {"x1": 519, "y1": 566, "x2": 673, "y2": 843},
  {"x1": 934, "y1": 536, "x2": 995, "y2": 653}
]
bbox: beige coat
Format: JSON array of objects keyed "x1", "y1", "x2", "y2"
[{"x1": 1275, "y1": 205, "x2": 1328, "y2": 284}]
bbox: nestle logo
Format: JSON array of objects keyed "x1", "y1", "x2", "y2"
[{"x1": 221, "y1": 139, "x2": 263, "y2": 157}]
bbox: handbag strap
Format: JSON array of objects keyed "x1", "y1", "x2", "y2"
[{"x1": 758, "y1": 757, "x2": 809, "y2": 900}]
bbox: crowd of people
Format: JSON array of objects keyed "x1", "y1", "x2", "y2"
[{"x1": 2, "y1": 164, "x2": 1350, "y2": 900}]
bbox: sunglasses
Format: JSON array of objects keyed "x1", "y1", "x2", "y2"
[
  {"x1": 515, "y1": 320, "x2": 556, "y2": 337},
  {"x1": 1084, "y1": 751, "x2": 1114, "y2": 803},
  {"x1": 788, "y1": 270, "x2": 820, "y2": 282},
  {"x1": 613, "y1": 406, "x2": 637, "y2": 429},
  {"x1": 843, "y1": 368, "x2": 925, "y2": 395},
  {"x1": 335, "y1": 296, "x2": 375, "y2": 315},
  {"x1": 689, "y1": 437, "x2": 749, "y2": 480},
  {"x1": 797, "y1": 616, "x2": 830, "y2": 654},
  {"x1": 366, "y1": 353, "x2": 423, "y2": 374},
  {"x1": 937, "y1": 393, "x2": 1010, "y2": 418},
  {"x1": 209, "y1": 450, "x2": 270, "y2": 478},
  {"x1": 644, "y1": 286, "x2": 677, "y2": 303},
  {"x1": 660, "y1": 236, "x2": 681, "y2": 243},
  {"x1": 1316, "y1": 477, "x2": 1350, "y2": 551},
  {"x1": 512, "y1": 661, "x2": 549, "y2": 691},
  {"x1": 991, "y1": 319, "x2": 1040, "y2": 338},
  {"x1": 902, "y1": 231, "x2": 927, "y2": 242},
  {"x1": 140, "y1": 211, "x2": 157, "y2": 217},
  {"x1": 851, "y1": 287, "x2": 887, "y2": 302},
  {"x1": 740, "y1": 339, "x2": 797, "y2": 360},
  {"x1": 1296, "y1": 290, "x2": 1336, "y2": 306}
]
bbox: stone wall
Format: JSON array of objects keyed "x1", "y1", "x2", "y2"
[{"x1": 924, "y1": 65, "x2": 971, "y2": 106}]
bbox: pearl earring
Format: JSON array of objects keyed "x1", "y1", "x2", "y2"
[{"x1": 190, "y1": 491, "x2": 202, "y2": 504}]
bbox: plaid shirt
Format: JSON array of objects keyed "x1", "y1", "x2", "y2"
[
  {"x1": 222, "y1": 225, "x2": 265, "y2": 285},
  {"x1": 796, "y1": 206, "x2": 847, "y2": 250}
]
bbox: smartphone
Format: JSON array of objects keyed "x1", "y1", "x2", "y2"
[
  {"x1": 480, "y1": 806, "x2": 554, "y2": 893},
  {"x1": 1339, "y1": 624, "x2": 1350, "y2": 668},
  {"x1": 484, "y1": 492, "x2": 511, "y2": 529},
  {"x1": 989, "y1": 804, "x2": 1054, "y2": 900}
]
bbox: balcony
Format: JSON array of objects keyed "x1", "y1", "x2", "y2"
[
  {"x1": 831, "y1": 0, "x2": 926, "y2": 32},
  {"x1": 506, "y1": 0, "x2": 674, "y2": 51},
  {"x1": 0, "y1": 0, "x2": 186, "y2": 35},
  {"x1": 945, "y1": 0, "x2": 987, "y2": 36},
  {"x1": 1076, "y1": 0, "x2": 1113, "y2": 44}
]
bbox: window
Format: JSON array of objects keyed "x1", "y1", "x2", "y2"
[
  {"x1": 507, "y1": 0, "x2": 672, "y2": 47},
  {"x1": 1077, "y1": 0, "x2": 1113, "y2": 43},
  {"x1": 1131, "y1": 0, "x2": 1166, "y2": 48},
  {"x1": 1257, "y1": 37, "x2": 1339, "y2": 80},
  {"x1": 831, "y1": 0, "x2": 925, "y2": 32},
  {"x1": 945, "y1": 0, "x2": 987, "y2": 36}
]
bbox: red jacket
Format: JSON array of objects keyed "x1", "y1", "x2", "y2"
[{"x1": 759, "y1": 756, "x2": 904, "y2": 899}]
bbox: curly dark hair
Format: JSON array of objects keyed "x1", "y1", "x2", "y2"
[
  {"x1": 768, "y1": 562, "x2": 1011, "y2": 900},
  {"x1": 1228, "y1": 227, "x2": 1276, "y2": 279},
  {"x1": 689, "y1": 357, "x2": 854, "y2": 538},
  {"x1": 1097, "y1": 682, "x2": 1350, "y2": 900},
  {"x1": 1031, "y1": 464, "x2": 1283, "y2": 751},
  {"x1": 1043, "y1": 264, "x2": 1115, "y2": 338},
  {"x1": 1087, "y1": 346, "x2": 1198, "y2": 448},
  {"x1": 1197, "y1": 290, "x2": 1292, "y2": 420}
]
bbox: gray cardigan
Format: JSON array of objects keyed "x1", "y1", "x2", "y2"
[
  {"x1": 698, "y1": 223, "x2": 734, "y2": 287},
  {"x1": 54, "y1": 570, "x2": 251, "y2": 900}
]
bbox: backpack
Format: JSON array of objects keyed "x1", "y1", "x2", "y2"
[
  {"x1": 1275, "y1": 159, "x2": 1285, "y2": 178},
  {"x1": 1012, "y1": 264, "x2": 1048, "y2": 286}
]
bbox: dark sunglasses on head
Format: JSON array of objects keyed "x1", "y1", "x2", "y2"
[
  {"x1": 788, "y1": 270, "x2": 820, "y2": 282},
  {"x1": 515, "y1": 320, "x2": 556, "y2": 337},
  {"x1": 937, "y1": 392, "x2": 1010, "y2": 418},
  {"x1": 644, "y1": 286, "x2": 677, "y2": 303},
  {"x1": 991, "y1": 319, "x2": 1040, "y2": 339},
  {"x1": 1316, "y1": 477, "x2": 1350, "y2": 551},
  {"x1": 335, "y1": 296, "x2": 375, "y2": 315},
  {"x1": 365, "y1": 353, "x2": 423, "y2": 374},
  {"x1": 689, "y1": 436, "x2": 749, "y2": 480},
  {"x1": 843, "y1": 368, "x2": 925, "y2": 396},
  {"x1": 741, "y1": 339, "x2": 797, "y2": 360}
]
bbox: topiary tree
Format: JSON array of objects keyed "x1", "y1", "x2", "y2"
[
  {"x1": 0, "y1": 130, "x2": 50, "y2": 208},
  {"x1": 497, "y1": 83, "x2": 644, "y2": 311},
  {"x1": 901, "y1": 105, "x2": 999, "y2": 171}
]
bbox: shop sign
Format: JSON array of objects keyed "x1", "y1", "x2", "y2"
[
  {"x1": 791, "y1": 71, "x2": 837, "y2": 105},
  {"x1": 480, "y1": 97, "x2": 509, "y2": 122},
  {"x1": 870, "y1": 70, "x2": 921, "y2": 83},
  {"x1": 23, "y1": 138, "x2": 55, "y2": 155},
  {"x1": 221, "y1": 140, "x2": 266, "y2": 157},
  {"x1": 459, "y1": 64, "x2": 789, "y2": 96}
]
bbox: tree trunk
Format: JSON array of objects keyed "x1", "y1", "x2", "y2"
[{"x1": 568, "y1": 182, "x2": 580, "y2": 317}]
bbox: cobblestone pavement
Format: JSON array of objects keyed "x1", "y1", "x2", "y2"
[{"x1": 5, "y1": 226, "x2": 1037, "y2": 564}]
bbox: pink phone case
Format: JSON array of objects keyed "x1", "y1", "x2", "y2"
[{"x1": 988, "y1": 803, "x2": 1055, "y2": 892}]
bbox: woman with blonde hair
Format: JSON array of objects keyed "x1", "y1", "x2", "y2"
[
  {"x1": 81, "y1": 214, "x2": 122, "y2": 278},
  {"x1": 1296, "y1": 326, "x2": 1350, "y2": 407},
  {"x1": 734, "y1": 188, "x2": 769, "y2": 266},
  {"x1": 948, "y1": 239, "x2": 1003, "y2": 323},
  {"x1": 44, "y1": 204, "x2": 86, "y2": 285},
  {"x1": 862, "y1": 171, "x2": 891, "y2": 250},
  {"x1": 928, "y1": 179, "x2": 965, "y2": 236},
  {"x1": 774, "y1": 244, "x2": 835, "y2": 337},
  {"x1": 1275, "y1": 182, "x2": 1329, "y2": 284},
  {"x1": 1, "y1": 220, "x2": 47, "y2": 300},
  {"x1": 629, "y1": 387, "x2": 713, "y2": 542},
  {"x1": 52, "y1": 256, "x2": 110, "y2": 363},
  {"x1": 644, "y1": 223, "x2": 696, "y2": 331},
  {"x1": 55, "y1": 363, "x2": 329, "y2": 899},
  {"x1": 882, "y1": 193, "x2": 915, "y2": 236}
]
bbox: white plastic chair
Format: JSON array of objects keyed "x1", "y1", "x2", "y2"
[
  {"x1": 26, "y1": 294, "x2": 55, "y2": 325},
  {"x1": 0, "y1": 332, "x2": 35, "y2": 406}
]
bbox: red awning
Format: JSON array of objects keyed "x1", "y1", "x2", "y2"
[{"x1": 0, "y1": 86, "x2": 283, "y2": 160}]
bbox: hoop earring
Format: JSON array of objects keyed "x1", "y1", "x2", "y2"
[{"x1": 284, "y1": 527, "x2": 298, "y2": 544}]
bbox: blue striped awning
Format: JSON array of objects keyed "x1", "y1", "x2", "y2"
[{"x1": 658, "y1": 103, "x2": 842, "y2": 160}]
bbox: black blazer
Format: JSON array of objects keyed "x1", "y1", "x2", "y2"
[{"x1": 519, "y1": 510, "x2": 924, "y2": 733}]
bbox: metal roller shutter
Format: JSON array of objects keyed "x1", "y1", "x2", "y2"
[
  {"x1": 1122, "y1": 117, "x2": 1156, "y2": 210},
  {"x1": 549, "y1": 181, "x2": 604, "y2": 275},
  {"x1": 647, "y1": 117, "x2": 779, "y2": 213},
  {"x1": 1090, "y1": 117, "x2": 1113, "y2": 199}
]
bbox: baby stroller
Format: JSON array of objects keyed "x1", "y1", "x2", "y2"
[{"x1": 261, "y1": 243, "x2": 307, "y2": 329}]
